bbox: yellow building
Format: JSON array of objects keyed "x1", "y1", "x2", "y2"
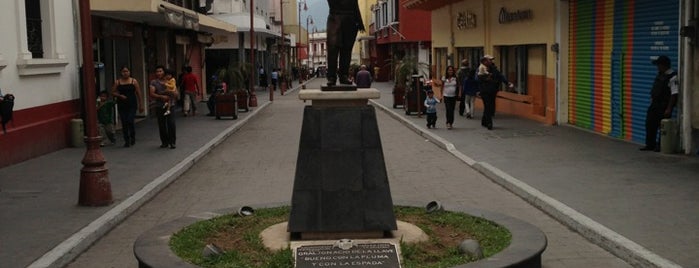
[{"x1": 423, "y1": 0, "x2": 557, "y2": 124}]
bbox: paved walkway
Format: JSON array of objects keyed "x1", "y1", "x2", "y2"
[{"x1": 0, "y1": 78, "x2": 695, "y2": 267}]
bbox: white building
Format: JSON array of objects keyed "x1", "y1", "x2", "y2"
[
  {"x1": 0, "y1": 0, "x2": 79, "y2": 168},
  {"x1": 0, "y1": 0, "x2": 238, "y2": 168}
]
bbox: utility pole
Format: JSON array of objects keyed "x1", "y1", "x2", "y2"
[{"x1": 78, "y1": 0, "x2": 112, "y2": 206}]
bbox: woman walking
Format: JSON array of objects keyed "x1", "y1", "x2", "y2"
[
  {"x1": 442, "y1": 66, "x2": 458, "y2": 129},
  {"x1": 111, "y1": 66, "x2": 144, "y2": 147}
]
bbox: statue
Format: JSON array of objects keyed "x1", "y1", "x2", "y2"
[{"x1": 325, "y1": 0, "x2": 365, "y2": 88}]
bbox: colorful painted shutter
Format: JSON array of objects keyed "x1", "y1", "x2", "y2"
[{"x1": 569, "y1": 0, "x2": 679, "y2": 143}]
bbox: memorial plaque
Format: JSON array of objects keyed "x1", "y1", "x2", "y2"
[{"x1": 296, "y1": 243, "x2": 400, "y2": 268}]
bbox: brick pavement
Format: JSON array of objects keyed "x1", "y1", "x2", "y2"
[{"x1": 67, "y1": 79, "x2": 630, "y2": 268}]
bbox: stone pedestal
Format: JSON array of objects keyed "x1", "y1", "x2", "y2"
[{"x1": 288, "y1": 89, "x2": 397, "y2": 237}]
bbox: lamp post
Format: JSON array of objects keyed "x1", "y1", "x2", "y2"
[
  {"x1": 248, "y1": 0, "x2": 257, "y2": 107},
  {"x1": 77, "y1": 0, "x2": 112, "y2": 206},
  {"x1": 280, "y1": 0, "x2": 285, "y2": 71},
  {"x1": 297, "y1": 0, "x2": 307, "y2": 82},
  {"x1": 306, "y1": 15, "x2": 314, "y2": 69}
]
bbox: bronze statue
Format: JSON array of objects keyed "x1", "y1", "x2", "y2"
[{"x1": 326, "y1": 0, "x2": 364, "y2": 87}]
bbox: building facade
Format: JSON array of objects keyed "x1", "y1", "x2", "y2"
[
  {"x1": 372, "y1": 0, "x2": 432, "y2": 82},
  {"x1": 407, "y1": 0, "x2": 698, "y2": 154},
  {"x1": 207, "y1": 0, "x2": 281, "y2": 89},
  {"x1": 0, "y1": 0, "x2": 239, "y2": 168},
  {"x1": 0, "y1": 0, "x2": 79, "y2": 168}
]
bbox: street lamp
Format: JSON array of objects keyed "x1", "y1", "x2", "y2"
[
  {"x1": 306, "y1": 15, "x2": 314, "y2": 71},
  {"x1": 297, "y1": 0, "x2": 308, "y2": 81}
]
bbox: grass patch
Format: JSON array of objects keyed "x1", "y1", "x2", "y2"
[{"x1": 170, "y1": 206, "x2": 511, "y2": 268}]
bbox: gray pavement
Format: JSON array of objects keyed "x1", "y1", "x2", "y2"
[{"x1": 0, "y1": 78, "x2": 694, "y2": 268}]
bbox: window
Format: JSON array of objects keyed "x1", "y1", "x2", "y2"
[
  {"x1": 434, "y1": 47, "x2": 448, "y2": 79},
  {"x1": 25, "y1": 0, "x2": 43, "y2": 58},
  {"x1": 392, "y1": 0, "x2": 399, "y2": 22},
  {"x1": 382, "y1": 2, "x2": 388, "y2": 27},
  {"x1": 16, "y1": 0, "x2": 68, "y2": 75},
  {"x1": 455, "y1": 47, "x2": 483, "y2": 70},
  {"x1": 497, "y1": 45, "x2": 546, "y2": 95}
]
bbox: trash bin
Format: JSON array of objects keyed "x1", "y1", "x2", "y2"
[
  {"x1": 660, "y1": 118, "x2": 677, "y2": 154},
  {"x1": 71, "y1": 118, "x2": 85, "y2": 147}
]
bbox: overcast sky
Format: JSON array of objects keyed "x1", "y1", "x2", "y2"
[{"x1": 304, "y1": 0, "x2": 328, "y2": 32}]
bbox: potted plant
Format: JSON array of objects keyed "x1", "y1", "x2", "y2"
[
  {"x1": 389, "y1": 55, "x2": 429, "y2": 113},
  {"x1": 217, "y1": 62, "x2": 253, "y2": 114}
]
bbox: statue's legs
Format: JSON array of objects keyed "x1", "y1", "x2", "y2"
[
  {"x1": 326, "y1": 14, "x2": 359, "y2": 86},
  {"x1": 327, "y1": 45, "x2": 339, "y2": 86}
]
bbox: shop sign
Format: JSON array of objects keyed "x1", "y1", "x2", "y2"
[
  {"x1": 498, "y1": 7, "x2": 533, "y2": 24},
  {"x1": 457, "y1": 11, "x2": 477, "y2": 30}
]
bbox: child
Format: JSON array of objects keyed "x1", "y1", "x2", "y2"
[
  {"x1": 97, "y1": 91, "x2": 116, "y2": 146},
  {"x1": 162, "y1": 69, "x2": 178, "y2": 116},
  {"x1": 424, "y1": 90, "x2": 440, "y2": 129}
]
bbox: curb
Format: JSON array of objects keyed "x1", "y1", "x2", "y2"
[
  {"x1": 27, "y1": 101, "x2": 273, "y2": 268},
  {"x1": 370, "y1": 100, "x2": 682, "y2": 268}
]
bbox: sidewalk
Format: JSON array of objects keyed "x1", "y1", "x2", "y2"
[
  {"x1": 368, "y1": 81, "x2": 699, "y2": 267},
  {"x1": 0, "y1": 85, "x2": 295, "y2": 268},
  {"x1": 2, "y1": 79, "x2": 695, "y2": 268}
]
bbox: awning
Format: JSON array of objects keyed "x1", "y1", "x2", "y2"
[
  {"x1": 91, "y1": 0, "x2": 236, "y2": 34},
  {"x1": 401, "y1": 0, "x2": 462, "y2": 10}
]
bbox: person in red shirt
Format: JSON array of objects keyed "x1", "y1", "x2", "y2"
[{"x1": 180, "y1": 66, "x2": 201, "y2": 116}]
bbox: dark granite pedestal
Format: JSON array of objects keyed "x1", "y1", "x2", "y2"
[{"x1": 288, "y1": 89, "x2": 397, "y2": 239}]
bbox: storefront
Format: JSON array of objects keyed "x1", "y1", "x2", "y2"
[
  {"x1": 429, "y1": 0, "x2": 558, "y2": 124},
  {"x1": 567, "y1": 0, "x2": 680, "y2": 144}
]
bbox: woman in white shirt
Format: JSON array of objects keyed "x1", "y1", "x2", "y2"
[{"x1": 442, "y1": 66, "x2": 459, "y2": 129}]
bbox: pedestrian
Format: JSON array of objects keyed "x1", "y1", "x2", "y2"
[
  {"x1": 259, "y1": 66, "x2": 268, "y2": 89},
  {"x1": 355, "y1": 64, "x2": 372, "y2": 88},
  {"x1": 96, "y1": 90, "x2": 116, "y2": 147},
  {"x1": 271, "y1": 68, "x2": 279, "y2": 91},
  {"x1": 457, "y1": 59, "x2": 472, "y2": 116},
  {"x1": 477, "y1": 55, "x2": 514, "y2": 130},
  {"x1": 149, "y1": 65, "x2": 178, "y2": 149},
  {"x1": 461, "y1": 68, "x2": 479, "y2": 119},
  {"x1": 111, "y1": 66, "x2": 144, "y2": 147},
  {"x1": 424, "y1": 90, "x2": 440, "y2": 129},
  {"x1": 640, "y1": 55, "x2": 678, "y2": 151},
  {"x1": 180, "y1": 66, "x2": 201, "y2": 116},
  {"x1": 325, "y1": 0, "x2": 364, "y2": 86},
  {"x1": 442, "y1": 65, "x2": 458, "y2": 129}
]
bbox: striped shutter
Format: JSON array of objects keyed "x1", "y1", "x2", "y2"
[{"x1": 569, "y1": 0, "x2": 679, "y2": 143}]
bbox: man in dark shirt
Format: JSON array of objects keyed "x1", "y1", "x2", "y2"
[
  {"x1": 326, "y1": 0, "x2": 364, "y2": 86},
  {"x1": 640, "y1": 55, "x2": 678, "y2": 151},
  {"x1": 355, "y1": 65, "x2": 372, "y2": 88}
]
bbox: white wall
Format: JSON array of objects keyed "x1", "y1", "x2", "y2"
[{"x1": 0, "y1": 0, "x2": 79, "y2": 110}]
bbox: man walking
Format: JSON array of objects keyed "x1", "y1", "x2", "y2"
[
  {"x1": 640, "y1": 55, "x2": 678, "y2": 151},
  {"x1": 477, "y1": 55, "x2": 513, "y2": 130},
  {"x1": 180, "y1": 66, "x2": 201, "y2": 116},
  {"x1": 325, "y1": 0, "x2": 364, "y2": 86}
]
